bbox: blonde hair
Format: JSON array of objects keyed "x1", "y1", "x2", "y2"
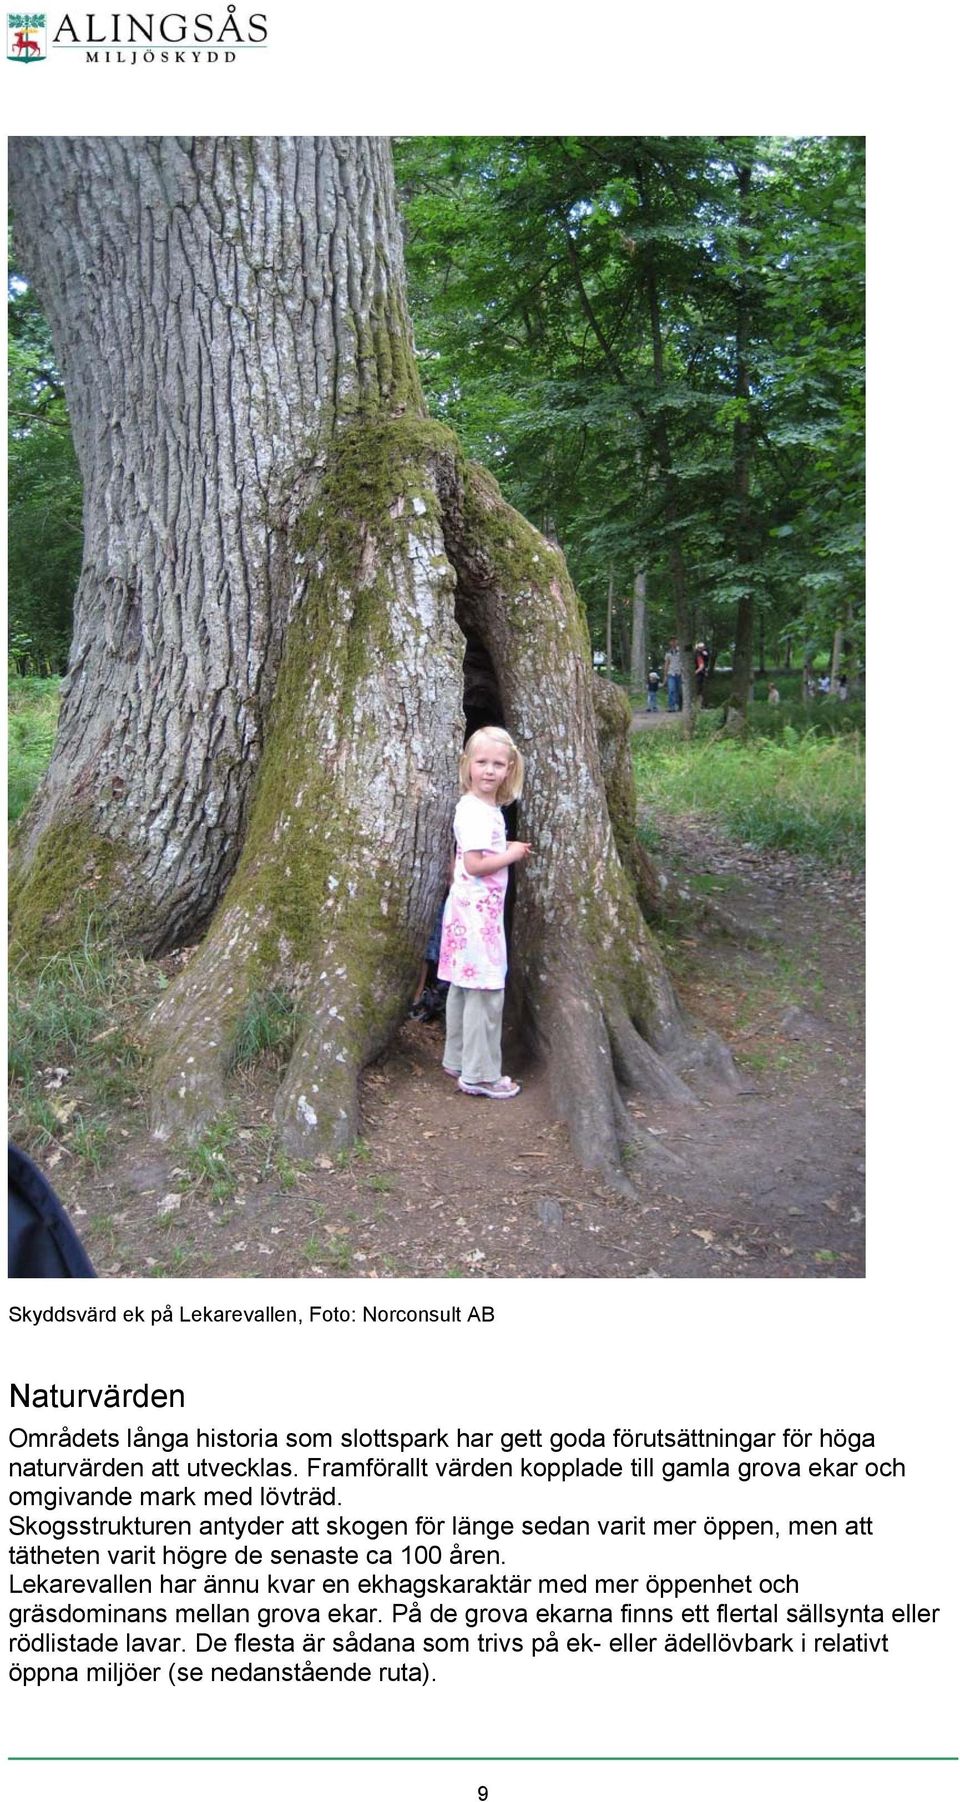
[{"x1": 459, "y1": 726, "x2": 524, "y2": 805}]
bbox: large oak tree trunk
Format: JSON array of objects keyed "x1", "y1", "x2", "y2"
[
  {"x1": 10, "y1": 136, "x2": 424, "y2": 951},
  {"x1": 10, "y1": 135, "x2": 735, "y2": 1188}
]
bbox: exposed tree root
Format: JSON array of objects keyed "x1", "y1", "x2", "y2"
[
  {"x1": 147, "y1": 431, "x2": 738, "y2": 1190},
  {"x1": 593, "y1": 676, "x2": 767, "y2": 947},
  {"x1": 12, "y1": 133, "x2": 742, "y2": 1199},
  {"x1": 149, "y1": 419, "x2": 464, "y2": 1152},
  {"x1": 435, "y1": 451, "x2": 739, "y2": 1190}
]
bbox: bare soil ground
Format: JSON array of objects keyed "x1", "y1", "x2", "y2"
[{"x1": 38, "y1": 811, "x2": 865, "y2": 1282}]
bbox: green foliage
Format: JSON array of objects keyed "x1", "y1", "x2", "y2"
[
  {"x1": 396, "y1": 135, "x2": 864, "y2": 676},
  {"x1": 633, "y1": 727, "x2": 864, "y2": 866},
  {"x1": 8, "y1": 269, "x2": 81, "y2": 673},
  {"x1": 8, "y1": 675, "x2": 60, "y2": 820},
  {"x1": 10, "y1": 146, "x2": 864, "y2": 706}
]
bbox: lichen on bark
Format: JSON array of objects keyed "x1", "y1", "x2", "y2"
[
  {"x1": 431, "y1": 452, "x2": 738, "y2": 1184},
  {"x1": 10, "y1": 134, "x2": 738, "y2": 1190},
  {"x1": 148, "y1": 406, "x2": 466, "y2": 1153}
]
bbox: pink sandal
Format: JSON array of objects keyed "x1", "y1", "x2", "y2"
[{"x1": 458, "y1": 1076, "x2": 521, "y2": 1099}]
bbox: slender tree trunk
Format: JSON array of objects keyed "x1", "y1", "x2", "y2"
[
  {"x1": 630, "y1": 568, "x2": 647, "y2": 692},
  {"x1": 606, "y1": 565, "x2": 615, "y2": 674},
  {"x1": 10, "y1": 135, "x2": 735, "y2": 1188},
  {"x1": 641, "y1": 209, "x2": 695, "y2": 740},
  {"x1": 728, "y1": 163, "x2": 756, "y2": 717},
  {"x1": 830, "y1": 600, "x2": 849, "y2": 691},
  {"x1": 617, "y1": 599, "x2": 631, "y2": 675}
]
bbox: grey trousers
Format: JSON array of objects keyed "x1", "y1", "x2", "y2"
[{"x1": 443, "y1": 984, "x2": 505, "y2": 1084}]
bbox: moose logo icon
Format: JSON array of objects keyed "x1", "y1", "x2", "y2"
[{"x1": 7, "y1": 11, "x2": 46, "y2": 59}]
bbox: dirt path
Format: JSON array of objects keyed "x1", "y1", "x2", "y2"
[
  {"x1": 49, "y1": 817, "x2": 864, "y2": 1281},
  {"x1": 632, "y1": 708, "x2": 680, "y2": 729}
]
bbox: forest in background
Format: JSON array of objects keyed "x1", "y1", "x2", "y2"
[
  {"x1": 395, "y1": 135, "x2": 864, "y2": 686},
  {"x1": 9, "y1": 134, "x2": 864, "y2": 687},
  {"x1": 7, "y1": 134, "x2": 865, "y2": 1276}
]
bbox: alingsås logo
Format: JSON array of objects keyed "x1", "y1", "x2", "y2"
[{"x1": 8, "y1": 11, "x2": 46, "y2": 58}]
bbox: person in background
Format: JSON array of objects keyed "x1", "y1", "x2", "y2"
[
  {"x1": 410, "y1": 889, "x2": 450, "y2": 1024},
  {"x1": 838, "y1": 672, "x2": 849, "y2": 701},
  {"x1": 767, "y1": 683, "x2": 780, "y2": 705},
  {"x1": 664, "y1": 638, "x2": 683, "y2": 712},
  {"x1": 695, "y1": 643, "x2": 709, "y2": 704},
  {"x1": 645, "y1": 668, "x2": 661, "y2": 712}
]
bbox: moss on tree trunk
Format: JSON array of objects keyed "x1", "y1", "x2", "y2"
[{"x1": 10, "y1": 135, "x2": 737, "y2": 1191}]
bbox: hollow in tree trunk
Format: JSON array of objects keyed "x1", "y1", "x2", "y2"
[{"x1": 9, "y1": 135, "x2": 735, "y2": 1189}]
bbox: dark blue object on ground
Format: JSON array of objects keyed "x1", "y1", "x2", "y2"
[{"x1": 8, "y1": 1142, "x2": 96, "y2": 1278}]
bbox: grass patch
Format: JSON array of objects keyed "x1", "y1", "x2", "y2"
[
  {"x1": 634, "y1": 727, "x2": 863, "y2": 866},
  {"x1": 8, "y1": 931, "x2": 153, "y2": 1159},
  {"x1": 325, "y1": 1233, "x2": 353, "y2": 1271},
  {"x1": 149, "y1": 1245, "x2": 202, "y2": 1278},
  {"x1": 251, "y1": 1126, "x2": 305, "y2": 1193},
  {"x1": 9, "y1": 676, "x2": 60, "y2": 822},
  {"x1": 228, "y1": 989, "x2": 299, "y2": 1072},
  {"x1": 183, "y1": 1116, "x2": 238, "y2": 1203},
  {"x1": 336, "y1": 1137, "x2": 372, "y2": 1170},
  {"x1": 742, "y1": 699, "x2": 864, "y2": 741},
  {"x1": 275, "y1": 1150, "x2": 300, "y2": 1191},
  {"x1": 70, "y1": 1117, "x2": 111, "y2": 1168}
]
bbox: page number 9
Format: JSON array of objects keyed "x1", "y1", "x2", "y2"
[{"x1": 478, "y1": 1789, "x2": 489, "y2": 1800}]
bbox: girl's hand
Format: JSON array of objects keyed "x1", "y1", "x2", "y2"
[{"x1": 508, "y1": 841, "x2": 532, "y2": 863}]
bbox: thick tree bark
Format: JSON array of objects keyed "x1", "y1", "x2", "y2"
[
  {"x1": 438, "y1": 469, "x2": 736, "y2": 1181},
  {"x1": 10, "y1": 136, "x2": 421, "y2": 953},
  {"x1": 594, "y1": 676, "x2": 758, "y2": 945},
  {"x1": 10, "y1": 135, "x2": 735, "y2": 1188}
]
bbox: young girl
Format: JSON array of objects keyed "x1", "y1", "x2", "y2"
[{"x1": 438, "y1": 727, "x2": 531, "y2": 1099}]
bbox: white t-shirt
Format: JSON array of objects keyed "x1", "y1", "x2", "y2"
[{"x1": 437, "y1": 793, "x2": 509, "y2": 989}]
